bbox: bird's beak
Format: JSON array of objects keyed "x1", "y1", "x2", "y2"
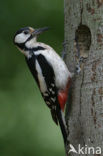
[{"x1": 32, "y1": 27, "x2": 49, "y2": 37}]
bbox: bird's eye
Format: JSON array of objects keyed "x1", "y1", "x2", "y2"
[{"x1": 23, "y1": 30, "x2": 29, "y2": 35}]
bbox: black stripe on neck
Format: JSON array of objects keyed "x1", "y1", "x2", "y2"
[
  {"x1": 16, "y1": 43, "x2": 45, "y2": 52},
  {"x1": 32, "y1": 46, "x2": 46, "y2": 51}
]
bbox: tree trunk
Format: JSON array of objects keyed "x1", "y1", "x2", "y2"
[{"x1": 64, "y1": 0, "x2": 103, "y2": 155}]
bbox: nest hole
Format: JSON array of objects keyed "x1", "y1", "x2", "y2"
[{"x1": 75, "y1": 25, "x2": 91, "y2": 58}]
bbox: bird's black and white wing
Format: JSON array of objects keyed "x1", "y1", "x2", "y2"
[{"x1": 26, "y1": 53, "x2": 59, "y2": 124}]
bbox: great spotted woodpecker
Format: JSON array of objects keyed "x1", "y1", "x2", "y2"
[{"x1": 13, "y1": 27, "x2": 72, "y2": 145}]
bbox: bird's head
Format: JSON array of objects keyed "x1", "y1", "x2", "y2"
[{"x1": 13, "y1": 26, "x2": 49, "y2": 50}]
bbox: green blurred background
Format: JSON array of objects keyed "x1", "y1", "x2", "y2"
[{"x1": 0, "y1": 0, "x2": 64, "y2": 155}]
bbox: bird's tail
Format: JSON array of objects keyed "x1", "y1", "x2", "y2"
[{"x1": 56, "y1": 105, "x2": 67, "y2": 146}]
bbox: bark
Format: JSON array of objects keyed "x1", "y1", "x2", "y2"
[{"x1": 64, "y1": 0, "x2": 103, "y2": 155}]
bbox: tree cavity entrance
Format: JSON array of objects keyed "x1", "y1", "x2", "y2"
[{"x1": 75, "y1": 25, "x2": 91, "y2": 59}]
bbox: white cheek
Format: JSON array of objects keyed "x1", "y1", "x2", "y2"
[{"x1": 15, "y1": 33, "x2": 30, "y2": 44}]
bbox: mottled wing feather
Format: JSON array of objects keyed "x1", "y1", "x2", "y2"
[
  {"x1": 50, "y1": 109, "x2": 58, "y2": 125},
  {"x1": 26, "y1": 53, "x2": 59, "y2": 124}
]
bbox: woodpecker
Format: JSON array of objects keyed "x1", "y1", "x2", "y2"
[{"x1": 13, "y1": 26, "x2": 72, "y2": 145}]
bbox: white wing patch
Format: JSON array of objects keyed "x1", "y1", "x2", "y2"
[
  {"x1": 34, "y1": 43, "x2": 71, "y2": 89},
  {"x1": 35, "y1": 60, "x2": 47, "y2": 93}
]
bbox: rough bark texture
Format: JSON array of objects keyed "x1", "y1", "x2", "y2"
[{"x1": 64, "y1": 0, "x2": 103, "y2": 155}]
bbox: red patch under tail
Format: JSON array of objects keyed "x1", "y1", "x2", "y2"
[{"x1": 58, "y1": 78, "x2": 71, "y2": 111}]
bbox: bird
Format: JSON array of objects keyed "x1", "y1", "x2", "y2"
[{"x1": 13, "y1": 26, "x2": 72, "y2": 145}]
